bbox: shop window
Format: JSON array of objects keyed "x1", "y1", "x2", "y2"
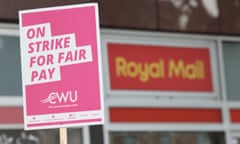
[
  {"x1": 232, "y1": 137, "x2": 240, "y2": 144},
  {"x1": 222, "y1": 42, "x2": 240, "y2": 100},
  {"x1": 0, "y1": 36, "x2": 22, "y2": 96},
  {"x1": 0, "y1": 128, "x2": 82, "y2": 144},
  {"x1": 110, "y1": 132, "x2": 224, "y2": 144}
]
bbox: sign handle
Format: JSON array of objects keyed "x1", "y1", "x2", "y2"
[{"x1": 60, "y1": 128, "x2": 68, "y2": 144}]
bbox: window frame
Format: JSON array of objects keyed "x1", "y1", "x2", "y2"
[
  {"x1": 101, "y1": 29, "x2": 220, "y2": 99},
  {"x1": 0, "y1": 23, "x2": 22, "y2": 106}
]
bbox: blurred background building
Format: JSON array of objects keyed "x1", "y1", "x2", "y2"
[{"x1": 0, "y1": 0, "x2": 239, "y2": 144}]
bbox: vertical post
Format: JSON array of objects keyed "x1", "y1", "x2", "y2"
[{"x1": 60, "y1": 128, "x2": 68, "y2": 144}]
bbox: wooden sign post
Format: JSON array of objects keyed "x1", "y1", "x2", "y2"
[{"x1": 60, "y1": 128, "x2": 68, "y2": 144}]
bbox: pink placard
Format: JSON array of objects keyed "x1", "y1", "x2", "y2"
[{"x1": 19, "y1": 3, "x2": 104, "y2": 130}]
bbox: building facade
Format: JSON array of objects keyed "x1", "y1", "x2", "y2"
[{"x1": 0, "y1": 0, "x2": 239, "y2": 144}]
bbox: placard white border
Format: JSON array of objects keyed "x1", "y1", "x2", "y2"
[{"x1": 19, "y1": 3, "x2": 104, "y2": 130}]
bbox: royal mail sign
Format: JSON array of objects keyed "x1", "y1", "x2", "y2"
[{"x1": 105, "y1": 39, "x2": 218, "y2": 97}]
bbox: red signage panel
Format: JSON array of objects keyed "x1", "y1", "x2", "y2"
[
  {"x1": 108, "y1": 43, "x2": 213, "y2": 92},
  {"x1": 230, "y1": 109, "x2": 240, "y2": 123},
  {"x1": 110, "y1": 108, "x2": 222, "y2": 123},
  {"x1": 0, "y1": 107, "x2": 23, "y2": 124}
]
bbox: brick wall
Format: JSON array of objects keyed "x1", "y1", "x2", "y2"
[{"x1": 0, "y1": 0, "x2": 240, "y2": 35}]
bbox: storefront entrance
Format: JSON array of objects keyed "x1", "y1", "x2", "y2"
[{"x1": 110, "y1": 131, "x2": 225, "y2": 144}]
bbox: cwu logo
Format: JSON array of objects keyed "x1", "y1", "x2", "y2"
[{"x1": 41, "y1": 90, "x2": 78, "y2": 104}]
